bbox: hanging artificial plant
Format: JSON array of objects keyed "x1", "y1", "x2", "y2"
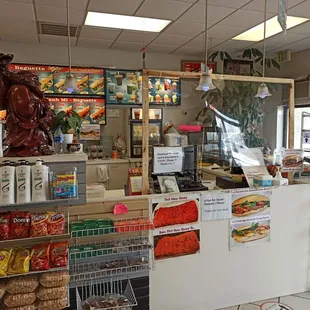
[{"x1": 197, "y1": 48, "x2": 281, "y2": 147}]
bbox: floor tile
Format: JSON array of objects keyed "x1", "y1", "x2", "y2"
[
  {"x1": 251, "y1": 298, "x2": 279, "y2": 306},
  {"x1": 280, "y1": 295, "x2": 310, "y2": 309},
  {"x1": 292, "y1": 291, "x2": 310, "y2": 300}
]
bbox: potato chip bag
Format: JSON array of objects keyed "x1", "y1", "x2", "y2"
[
  {"x1": 0, "y1": 249, "x2": 12, "y2": 276},
  {"x1": 7, "y1": 249, "x2": 33, "y2": 275},
  {"x1": 30, "y1": 213, "x2": 48, "y2": 237}
]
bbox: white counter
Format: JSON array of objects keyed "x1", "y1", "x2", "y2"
[
  {"x1": 0, "y1": 153, "x2": 87, "y2": 163},
  {"x1": 86, "y1": 157, "x2": 142, "y2": 165}
]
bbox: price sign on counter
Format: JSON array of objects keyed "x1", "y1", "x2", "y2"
[
  {"x1": 153, "y1": 147, "x2": 183, "y2": 174},
  {"x1": 201, "y1": 192, "x2": 232, "y2": 221}
]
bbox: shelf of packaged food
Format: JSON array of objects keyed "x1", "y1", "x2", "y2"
[
  {"x1": 0, "y1": 197, "x2": 79, "y2": 210},
  {"x1": 76, "y1": 278, "x2": 137, "y2": 310},
  {"x1": 70, "y1": 256, "x2": 150, "y2": 282},
  {"x1": 0, "y1": 266, "x2": 69, "y2": 279},
  {"x1": 70, "y1": 236, "x2": 152, "y2": 261},
  {"x1": 0, "y1": 232, "x2": 71, "y2": 246},
  {"x1": 70, "y1": 216, "x2": 153, "y2": 238}
]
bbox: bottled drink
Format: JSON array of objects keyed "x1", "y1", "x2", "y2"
[{"x1": 54, "y1": 127, "x2": 64, "y2": 154}]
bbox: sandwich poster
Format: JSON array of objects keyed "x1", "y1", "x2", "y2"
[
  {"x1": 80, "y1": 124, "x2": 100, "y2": 140},
  {"x1": 49, "y1": 98, "x2": 106, "y2": 125},
  {"x1": 151, "y1": 194, "x2": 200, "y2": 261},
  {"x1": 231, "y1": 188, "x2": 271, "y2": 219},
  {"x1": 282, "y1": 149, "x2": 304, "y2": 172},
  {"x1": 230, "y1": 214, "x2": 270, "y2": 249}
]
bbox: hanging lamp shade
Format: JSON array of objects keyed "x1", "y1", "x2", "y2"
[
  {"x1": 62, "y1": 73, "x2": 78, "y2": 94},
  {"x1": 196, "y1": 73, "x2": 216, "y2": 91},
  {"x1": 255, "y1": 83, "x2": 271, "y2": 99}
]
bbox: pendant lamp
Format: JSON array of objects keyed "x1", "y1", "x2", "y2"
[
  {"x1": 196, "y1": 0, "x2": 215, "y2": 92},
  {"x1": 255, "y1": 0, "x2": 271, "y2": 99},
  {"x1": 62, "y1": 0, "x2": 78, "y2": 94}
]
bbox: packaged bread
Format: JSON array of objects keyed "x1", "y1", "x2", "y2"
[
  {"x1": 0, "y1": 280, "x2": 5, "y2": 299},
  {"x1": 4, "y1": 305, "x2": 36, "y2": 310},
  {"x1": 37, "y1": 285, "x2": 67, "y2": 301},
  {"x1": 39, "y1": 271, "x2": 70, "y2": 288},
  {"x1": 4, "y1": 292, "x2": 36, "y2": 307},
  {"x1": 37, "y1": 297, "x2": 67, "y2": 309},
  {"x1": 5, "y1": 275, "x2": 38, "y2": 294}
]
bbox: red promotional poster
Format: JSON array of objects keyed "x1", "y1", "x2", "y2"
[{"x1": 181, "y1": 60, "x2": 216, "y2": 73}]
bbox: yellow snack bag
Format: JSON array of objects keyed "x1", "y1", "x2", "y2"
[
  {"x1": 0, "y1": 249, "x2": 12, "y2": 276},
  {"x1": 7, "y1": 249, "x2": 33, "y2": 275}
]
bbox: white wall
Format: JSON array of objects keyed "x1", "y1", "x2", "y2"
[
  {"x1": 0, "y1": 41, "x2": 199, "y2": 70},
  {"x1": 150, "y1": 184, "x2": 310, "y2": 310}
]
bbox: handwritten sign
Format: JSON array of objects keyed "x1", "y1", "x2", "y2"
[
  {"x1": 153, "y1": 147, "x2": 183, "y2": 174},
  {"x1": 201, "y1": 192, "x2": 232, "y2": 221}
]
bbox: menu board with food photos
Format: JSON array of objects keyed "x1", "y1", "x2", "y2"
[
  {"x1": 49, "y1": 98, "x2": 106, "y2": 125},
  {"x1": 148, "y1": 77, "x2": 180, "y2": 105},
  {"x1": 8, "y1": 64, "x2": 105, "y2": 96},
  {"x1": 105, "y1": 70, "x2": 142, "y2": 104}
]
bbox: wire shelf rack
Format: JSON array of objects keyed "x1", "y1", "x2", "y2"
[
  {"x1": 76, "y1": 278, "x2": 137, "y2": 310},
  {"x1": 70, "y1": 217, "x2": 153, "y2": 238},
  {"x1": 70, "y1": 236, "x2": 152, "y2": 261},
  {"x1": 70, "y1": 256, "x2": 150, "y2": 282}
]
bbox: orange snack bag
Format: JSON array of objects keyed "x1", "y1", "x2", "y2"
[{"x1": 30, "y1": 213, "x2": 48, "y2": 237}]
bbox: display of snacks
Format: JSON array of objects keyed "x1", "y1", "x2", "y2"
[
  {"x1": 5, "y1": 276, "x2": 38, "y2": 294},
  {"x1": 31, "y1": 244, "x2": 50, "y2": 271},
  {"x1": 82, "y1": 294, "x2": 130, "y2": 309},
  {"x1": 51, "y1": 169, "x2": 77, "y2": 199},
  {"x1": 70, "y1": 237, "x2": 151, "y2": 260},
  {"x1": 0, "y1": 249, "x2": 12, "y2": 276},
  {"x1": 4, "y1": 304, "x2": 36, "y2": 310},
  {"x1": 114, "y1": 218, "x2": 153, "y2": 233},
  {"x1": 49, "y1": 242, "x2": 68, "y2": 268},
  {"x1": 7, "y1": 248, "x2": 33, "y2": 275},
  {"x1": 37, "y1": 297, "x2": 68, "y2": 309},
  {"x1": 37, "y1": 285, "x2": 67, "y2": 301},
  {"x1": 4, "y1": 292, "x2": 36, "y2": 308},
  {"x1": 39, "y1": 271, "x2": 70, "y2": 288},
  {"x1": 0, "y1": 211, "x2": 66, "y2": 242}
]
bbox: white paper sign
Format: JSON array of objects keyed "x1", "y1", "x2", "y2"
[
  {"x1": 234, "y1": 147, "x2": 265, "y2": 166},
  {"x1": 201, "y1": 192, "x2": 232, "y2": 221},
  {"x1": 242, "y1": 165, "x2": 269, "y2": 187},
  {"x1": 153, "y1": 147, "x2": 183, "y2": 174}
]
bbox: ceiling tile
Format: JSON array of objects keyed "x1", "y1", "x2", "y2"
[
  {"x1": 112, "y1": 41, "x2": 144, "y2": 51},
  {"x1": 180, "y1": 4, "x2": 234, "y2": 25},
  {"x1": 4, "y1": 0, "x2": 32, "y2": 3},
  {"x1": 35, "y1": 0, "x2": 88, "y2": 10},
  {"x1": 208, "y1": 24, "x2": 246, "y2": 40},
  {"x1": 0, "y1": 1, "x2": 35, "y2": 20},
  {"x1": 215, "y1": 39, "x2": 252, "y2": 50},
  {"x1": 152, "y1": 34, "x2": 192, "y2": 46},
  {"x1": 136, "y1": 0, "x2": 192, "y2": 20},
  {"x1": 243, "y1": 0, "x2": 305, "y2": 14},
  {"x1": 218, "y1": 10, "x2": 274, "y2": 28},
  {"x1": 36, "y1": 5, "x2": 85, "y2": 24},
  {"x1": 198, "y1": 0, "x2": 251, "y2": 8},
  {"x1": 77, "y1": 38, "x2": 113, "y2": 49},
  {"x1": 288, "y1": 21, "x2": 310, "y2": 34},
  {"x1": 88, "y1": 0, "x2": 143, "y2": 15},
  {"x1": 80, "y1": 26, "x2": 121, "y2": 40},
  {"x1": 39, "y1": 34, "x2": 77, "y2": 46},
  {"x1": 173, "y1": 0, "x2": 196, "y2": 2},
  {"x1": 117, "y1": 30, "x2": 157, "y2": 44},
  {"x1": 184, "y1": 36, "x2": 225, "y2": 49},
  {"x1": 0, "y1": 19, "x2": 37, "y2": 40},
  {"x1": 164, "y1": 21, "x2": 204, "y2": 36},
  {"x1": 147, "y1": 44, "x2": 179, "y2": 53},
  {"x1": 0, "y1": 32, "x2": 38, "y2": 43},
  {"x1": 288, "y1": 2, "x2": 310, "y2": 18},
  {"x1": 173, "y1": 46, "x2": 204, "y2": 55},
  {"x1": 269, "y1": 37, "x2": 310, "y2": 53}
]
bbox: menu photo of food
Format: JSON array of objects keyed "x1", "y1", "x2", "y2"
[
  {"x1": 49, "y1": 98, "x2": 73, "y2": 114},
  {"x1": 73, "y1": 101, "x2": 90, "y2": 124},
  {"x1": 38, "y1": 72, "x2": 54, "y2": 93},
  {"x1": 152, "y1": 196, "x2": 199, "y2": 229},
  {"x1": 149, "y1": 77, "x2": 180, "y2": 105},
  {"x1": 90, "y1": 100, "x2": 106, "y2": 125},
  {"x1": 74, "y1": 73, "x2": 89, "y2": 94},
  {"x1": 154, "y1": 229, "x2": 200, "y2": 260},
  {"x1": 89, "y1": 74, "x2": 104, "y2": 95},
  {"x1": 80, "y1": 124, "x2": 100, "y2": 140},
  {"x1": 106, "y1": 70, "x2": 141, "y2": 104},
  {"x1": 230, "y1": 214, "x2": 270, "y2": 249},
  {"x1": 54, "y1": 72, "x2": 68, "y2": 93},
  {"x1": 232, "y1": 193, "x2": 270, "y2": 218},
  {"x1": 282, "y1": 149, "x2": 304, "y2": 172}
]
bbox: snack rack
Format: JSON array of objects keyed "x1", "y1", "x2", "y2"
[{"x1": 76, "y1": 278, "x2": 137, "y2": 310}]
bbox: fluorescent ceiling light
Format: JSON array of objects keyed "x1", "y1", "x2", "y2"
[
  {"x1": 232, "y1": 16, "x2": 309, "y2": 41},
  {"x1": 85, "y1": 12, "x2": 171, "y2": 32}
]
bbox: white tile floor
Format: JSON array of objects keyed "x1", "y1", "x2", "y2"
[{"x1": 218, "y1": 291, "x2": 310, "y2": 310}]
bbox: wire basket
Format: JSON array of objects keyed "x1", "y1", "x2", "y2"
[{"x1": 76, "y1": 278, "x2": 137, "y2": 310}]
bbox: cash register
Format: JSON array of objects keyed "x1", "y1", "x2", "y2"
[{"x1": 151, "y1": 145, "x2": 208, "y2": 194}]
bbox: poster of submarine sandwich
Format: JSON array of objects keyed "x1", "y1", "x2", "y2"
[
  {"x1": 282, "y1": 149, "x2": 304, "y2": 172},
  {"x1": 231, "y1": 189, "x2": 271, "y2": 218},
  {"x1": 230, "y1": 214, "x2": 270, "y2": 249}
]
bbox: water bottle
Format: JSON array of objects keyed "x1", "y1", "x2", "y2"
[{"x1": 54, "y1": 127, "x2": 64, "y2": 154}]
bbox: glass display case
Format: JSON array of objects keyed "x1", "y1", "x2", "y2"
[{"x1": 129, "y1": 109, "x2": 163, "y2": 158}]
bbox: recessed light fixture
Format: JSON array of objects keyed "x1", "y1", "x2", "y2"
[
  {"x1": 85, "y1": 12, "x2": 171, "y2": 32},
  {"x1": 232, "y1": 16, "x2": 309, "y2": 41}
]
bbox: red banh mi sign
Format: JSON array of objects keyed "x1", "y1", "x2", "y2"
[
  {"x1": 8, "y1": 63, "x2": 104, "y2": 74},
  {"x1": 48, "y1": 97, "x2": 105, "y2": 104}
]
